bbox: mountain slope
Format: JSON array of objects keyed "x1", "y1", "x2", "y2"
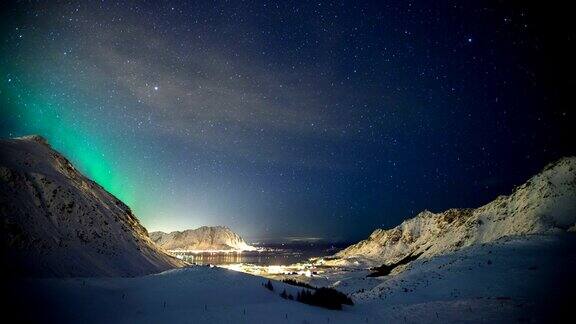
[
  {"x1": 150, "y1": 226, "x2": 256, "y2": 251},
  {"x1": 0, "y1": 135, "x2": 186, "y2": 277},
  {"x1": 330, "y1": 157, "x2": 576, "y2": 266}
]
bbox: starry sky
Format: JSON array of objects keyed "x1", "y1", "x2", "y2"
[{"x1": 1, "y1": 1, "x2": 574, "y2": 242}]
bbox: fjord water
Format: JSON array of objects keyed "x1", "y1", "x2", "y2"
[{"x1": 174, "y1": 242, "x2": 349, "y2": 266}]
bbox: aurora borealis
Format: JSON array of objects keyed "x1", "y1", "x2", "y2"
[
  {"x1": 1, "y1": 1, "x2": 574, "y2": 241},
  {"x1": 0, "y1": 79, "x2": 135, "y2": 203}
]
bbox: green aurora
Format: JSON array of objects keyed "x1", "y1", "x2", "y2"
[
  {"x1": 2, "y1": 0, "x2": 573, "y2": 240},
  {"x1": 1, "y1": 72, "x2": 135, "y2": 206}
]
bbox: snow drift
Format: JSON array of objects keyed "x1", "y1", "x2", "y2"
[{"x1": 0, "y1": 135, "x2": 186, "y2": 277}]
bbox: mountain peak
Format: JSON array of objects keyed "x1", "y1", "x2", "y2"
[
  {"x1": 15, "y1": 134, "x2": 49, "y2": 146},
  {"x1": 330, "y1": 157, "x2": 576, "y2": 267},
  {"x1": 150, "y1": 226, "x2": 255, "y2": 252},
  {"x1": 0, "y1": 135, "x2": 186, "y2": 277}
]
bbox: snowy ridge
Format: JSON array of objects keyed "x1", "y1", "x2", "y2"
[
  {"x1": 330, "y1": 157, "x2": 576, "y2": 267},
  {"x1": 0, "y1": 135, "x2": 186, "y2": 277},
  {"x1": 150, "y1": 226, "x2": 257, "y2": 252}
]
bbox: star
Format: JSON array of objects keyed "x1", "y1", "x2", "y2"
[{"x1": 0, "y1": 0, "x2": 571, "y2": 241}]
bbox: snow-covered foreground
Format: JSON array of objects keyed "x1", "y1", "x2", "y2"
[
  {"x1": 6, "y1": 233, "x2": 574, "y2": 323},
  {"x1": 6, "y1": 265, "x2": 361, "y2": 323}
]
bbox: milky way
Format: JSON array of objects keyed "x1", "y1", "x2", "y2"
[{"x1": 1, "y1": 1, "x2": 573, "y2": 241}]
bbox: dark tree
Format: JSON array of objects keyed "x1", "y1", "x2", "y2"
[
  {"x1": 295, "y1": 287, "x2": 353, "y2": 310},
  {"x1": 264, "y1": 279, "x2": 274, "y2": 291}
]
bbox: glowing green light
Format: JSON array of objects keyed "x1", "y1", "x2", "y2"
[{"x1": 1, "y1": 75, "x2": 135, "y2": 207}]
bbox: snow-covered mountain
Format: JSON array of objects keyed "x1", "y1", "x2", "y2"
[
  {"x1": 329, "y1": 157, "x2": 576, "y2": 267},
  {"x1": 150, "y1": 226, "x2": 256, "y2": 251},
  {"x1": 0, "y1": 135, "x2": 186, "y2": 277}
]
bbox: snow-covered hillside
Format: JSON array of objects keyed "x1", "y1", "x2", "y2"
[
  {"x1": 329, "y1": 157, "x2": 576, "y2": 267},
  {"x1": 5, "y1": 234, "x2": 574, "y2": 323},
  {"x1": 2, "y1": 137, "x2": 574, "y2": 322},
  {"x1": 0, "y1": 135, "x2": 186, "y2": 277},
  {"x1": 150, "y1": 226, "x2": 256, "y2": 252},
  {"x1": 346, "y1": 234, "x2": 575, "y2": 323}
]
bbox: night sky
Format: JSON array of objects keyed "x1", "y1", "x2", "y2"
[{"x1": 1, "y1": 1, "x2": 574, "y2": 242}]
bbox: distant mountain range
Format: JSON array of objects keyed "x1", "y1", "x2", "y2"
[
  {"x1": 150, "y1": 226, "x2": 256, "y2": 252},
  {"x1": 0, "y1": 135, "x2": 186, "y2": 277},
  {"x1": 327, "y1": 157, "x2": 576, "y2": 267}
]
